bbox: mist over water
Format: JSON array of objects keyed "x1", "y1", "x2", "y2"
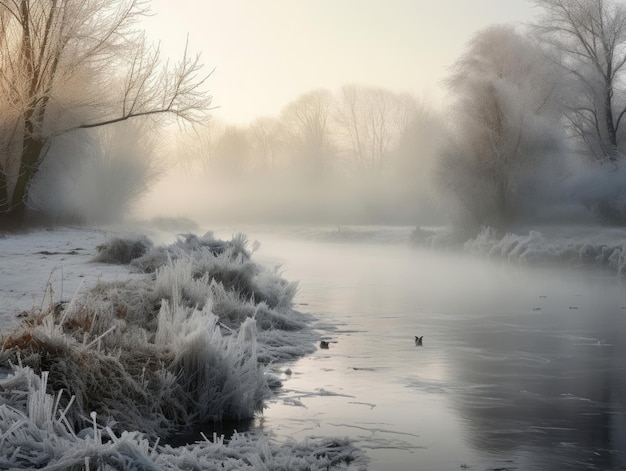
[{"x1": 226, "y1": 227, "x2": 626, "y2": 470}]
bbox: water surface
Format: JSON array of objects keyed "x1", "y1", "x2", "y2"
[{"x1": 236, "y1": 228, "x2": 626, "y2": 470}]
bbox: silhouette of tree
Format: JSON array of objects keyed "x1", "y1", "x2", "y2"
[
  {"x1": 211, "y1": 126, "x2": 251, "y2": 177},
  {"x1": 439, "y1": 25, "x2": 564, "y2": 228},
  {"x1": 249, "y1": 117, "x2": 284, "y2": 171},
  {"x1": 534, "y1": 0, "x2": 626, "y2": 161},
  {"x1": 335, "y1": 85, "x2": 416, "y2": 176},
  {"x1": 0, "y1": 0, "x2": 211, "y2": 227},
  {"x1": 279, "y1": 89, "x2": 335, "y2": 179}
]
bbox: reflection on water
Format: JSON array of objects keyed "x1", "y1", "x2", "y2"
[
  {"x1": 220, "y1": 228, "x2": 626, "y2": 470},
  {"x1": 448, "y1": 298, "x2": 626, "y2": 470}
]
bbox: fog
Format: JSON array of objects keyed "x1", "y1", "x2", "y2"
[
  {"x1": 45, "y1": 80, "x2": 621, "y2": 234},
  {"x1": 134, "y1": 86, "x2": 445, "y2": 226},
  {"x1": 30, "y1": 122, "x2": 161, "y2": 224},
  {"x1": 23, "y1": 23, "x2": 626, "y2": 233},
  {"x1": 7, "y1": 1, "x2": 626, "y2": 470},
  {"x1": 13, "y1": 4, "x2": 626, "y2": 233}
]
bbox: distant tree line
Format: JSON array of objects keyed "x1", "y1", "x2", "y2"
[
  {"x1": 177, "y1": 85, "x2": 442, "y2": 224},
  {"x1": 183, "y1": 0, "x2": 626, "y2": 229},
  {"x1": 183, "y1": 86, "x2": 436, "y2": 180}
]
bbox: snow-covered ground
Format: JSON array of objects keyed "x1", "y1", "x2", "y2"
[
  {"x1": 0, "y1": 227, "x2": 144, "y2": 327},
  {"x1": 0, "y1": 225, "x2": 365, "y2": 470}
]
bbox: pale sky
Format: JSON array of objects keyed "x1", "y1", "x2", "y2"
[{"x1": 146, "y1": 0, "x2": 537, "y2": 125}]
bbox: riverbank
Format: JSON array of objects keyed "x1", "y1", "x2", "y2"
[{"x1": 0, "y1": 226, "x2": 365, "y2": 470}]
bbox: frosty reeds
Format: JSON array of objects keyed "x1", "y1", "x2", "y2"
[{"x1": 0, "y1": 231, "x2": 363, "y2": 469}]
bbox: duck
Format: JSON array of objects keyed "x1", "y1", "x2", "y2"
[
  {"x1": 415, "y1": 336, "x2": 423, "y2": 346},
  {"x1": 320, "y1": 340, "x2": 330, "y2": 349}
]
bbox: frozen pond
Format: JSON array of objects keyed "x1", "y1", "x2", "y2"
[{"x1": 230, "y1": 227, "x2": 626, "y2": 470}]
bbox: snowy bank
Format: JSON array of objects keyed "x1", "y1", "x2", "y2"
[
  {"x1": 413, "y1": 225, "x2": 626, "y2": 275},
  {"x1": 0, "y1": 228, "x2": 365, "y2": 470}
]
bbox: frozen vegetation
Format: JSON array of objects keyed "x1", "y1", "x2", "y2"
[
  {"x1": 413, "y1": 225, "x2": 626, "y2": 275},
  {"x1": 463, "y1": 227, "x2": 626, "y2": 274},
  {"x1": 0, "y1": 230, "x2": 364, "y2": 469}
]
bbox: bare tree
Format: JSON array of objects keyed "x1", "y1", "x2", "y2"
[
  {"x1": 334, "y1": 85, "x2": 417, "y2": 176},
  {"x1": 439, "y1": 25, "x2": 564, "y2": 228},
  {"x1": 279, "y1": 89, "x2": 335, "y2": 178},
  {"x1": 174, "y1": 119, "x2": 224, "y2": 175},
  {"x1": 0, "y1": 0, "x2": 211, "y2": 226},
  {"x1": 249, "y1": 117, "x2": 284, "y2": 171},
  {"x1": 210, "y1": 126, "x2": 251, "y2": 177},
  {"x1": 534, "y1": 0, "x2": 626, "y2": 161}
]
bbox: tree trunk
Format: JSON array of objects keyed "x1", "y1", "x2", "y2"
[
  {"x1": 604, "y1": 81, "x2": 618, "y2": 161},
  {"x1": 0, "y1": 169, "x2": 8, "y2": 216},
  {"x1": 5, "y1": 132, "x2": 45, "y2": 227}
]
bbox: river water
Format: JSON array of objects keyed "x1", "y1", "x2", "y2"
[{"x1": 223, "y1": 226, "x2": 626, "y2": 471}]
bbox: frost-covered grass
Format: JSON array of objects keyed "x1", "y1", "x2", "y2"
[
  {"x1": 416, "y1": 225, "x2": 626, "y2": 275},
  {"x1": 92, "y1": 235, "x2": 153, "y2": 264},
  {"x1": 0, "y1": 365, "x2": 362, "y2": 470},
  {"x1": 463, "y1": 226, "x2": 626, "y2": 274},
  {"x1": 0, "y1": 230, "x2": 363, "y2": 469}
]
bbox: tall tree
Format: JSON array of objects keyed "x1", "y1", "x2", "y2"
[
  {"x1": 0, "y1": 0, "x2": 210, "y2": 226},
  {"x1": 534, "y1": 0, "x2": 626, "y2": 161},
  {"x1": 249, "y1": 117, "x2": 283, "y2": 171},
  {"x1": 334, "y1": 85, "x2": 417, "y2": 176},
  {"x1": 210, "y1": 126, "x2": 251, "y2": 177},
  {"x1": 280, "y1": 89, "x2": 335, "y2": 179},
  {"x1": 439, "y1": 25, "x2": 564, "y2": 228}
]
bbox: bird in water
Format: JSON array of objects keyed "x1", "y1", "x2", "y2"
[
  {"x1": 320, "y1": 340, "x2": 329, "y2": 349},
  {"x1": 415, "y1": 336, "x2": 423, "y2": 346}
]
